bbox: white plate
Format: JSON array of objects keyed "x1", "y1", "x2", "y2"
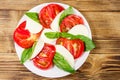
[{"x1": 14, "y1": 2, "x2": 92, "y2": 78}]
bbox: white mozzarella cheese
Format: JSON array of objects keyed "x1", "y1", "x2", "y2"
[
  {"x1": 50, "y1": 11, "x2": 64, "y2": 32},
  {"x1": 68, "y1": 24, "x2": 89, "y2": 38},
  {"x1": 55, "y1": 45, "x2": 74, "y2": 68},
  {"x1": 30, "y1": 38, "x2": 44, "y2": 59},
  {"x1": 25, "y1": 16, "x2": 42, "y2": 33}
]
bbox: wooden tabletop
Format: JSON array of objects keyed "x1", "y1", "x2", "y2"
[{"x1": 0, "y1": 0, "x2": 120, "y2": 80}]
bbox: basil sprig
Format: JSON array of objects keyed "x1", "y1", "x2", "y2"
[
  {"x1": 45, "y1": 32, "x2": 95, "y2": 51},
  {"x1": 53, "y1": 52, "x2": 75, "y2": 73},
  {"x1": 25, "y1": 12, "x2": 40, "y2": 23},
  {"x1": 20, "y1": 42, "x2": 37, "y2": 64},
  {"x1": 59, "y1": 6, "x2": 74, "y2": 25}
]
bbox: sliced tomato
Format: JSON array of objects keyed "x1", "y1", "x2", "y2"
[
  {"x1": 39, "y1": 4, "x2": 64, "y2": 28},
  {"x1": 33, "y1": 57, "x2": 52, "y2": 69},
  {"x1": 60, "y1": 14, "x2": 84, "y2": 32},
  {"x1": 71, "y1": 39, "x2": 84, "y2": 58},
  {"x1": 56, "y1": 38, "x2": 84, "y2": 59},
  {"x1": 13, "y1": 21, "x2": 41, "y2": 48},
  {"x1": 33, "y1": 43, "x2": 56, "y2": 69},
  {"x1": 56, "y1": 37, "x2": 67, "y2": 46}
]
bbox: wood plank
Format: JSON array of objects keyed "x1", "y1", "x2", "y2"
[
  {"x1": 79, "y1": 54, "x2": 120, "y2": 80},
  {"x1": 94, "y1": 40, "x2": 120, "y2": 49},
  {"x1": 91, "y1": 48, "x2": 120, "y2": 54},
  {"x1": 0, "y1": 53, "x2": 119, "y2": 80},
  {"x1": 0, "y1": 0, "x2": 119, "y2": 11},
  {"x1": 0, "y1": 11, "x2": 120, "y2": 53},
  {"x1": 82, "y1": 12, "x2": 120, "y2": 40},
  {"x1": 0, "y1": 10, "x2": 25, "y2": 53}
]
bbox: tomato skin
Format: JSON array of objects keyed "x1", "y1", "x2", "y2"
[
  {"x1": 56, "y1": 38, "x2": 84, "y2": 59},
  {"x1": 60, "y1": 14, "x2": 84, "y2": 32},
  {"x1": 39, "y1": 4, "x2": 64, "y2": 28},
  {"x1": 13, "y1": 21, "x2": 40, "y2": 48},
  {"x1": 33, "y1": 57, "x2": 52, "y2": 69},
  {"x1": 71, "y1": 39, "x2": 84, "y2": 58},
  {"x1": 33, "y1": 43, "x2": 56, "y2": 69}
]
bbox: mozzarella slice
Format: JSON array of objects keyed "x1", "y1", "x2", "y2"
[
  {"x1": 55, "y1": 45, "x2": 74, "y2": 68},
  {"x1": 50, "y1": 11, "x2": 64, "y2": 32},
  {"x1": 68, "y1": 24, "x2": 89, "y2": 38},
  {"x1": 25, "y1": 15, "x2": 42, "y2": 33},
  {"x1": 30, "y1": 38, "x2": 44, "y2": 59},
  {"x1": 40, "y1": 29, "x2": 56, "y2": 44}
]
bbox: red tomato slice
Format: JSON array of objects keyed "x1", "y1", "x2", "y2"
[
  {"x1": 13, "y1": 21, "x2": 41, "y2": 48},
  {"x1": 33, "y1": 43, "x2": 56, "y2": 69},
  {"x1": 33, "y1": 57, "x2": 52, "y2": 69},
  {"x1": 56, "y1": 38, "x2": 84, "y2": 59},
  {"x1": 60, "y1": 14, "x2": 84, "y2": 32},
  {"x1": 71, "y1": 39, "x2": 84, "y2": 58},
  {"x1": 39, "y1": 4, "x2": 64, "y2": 28}
]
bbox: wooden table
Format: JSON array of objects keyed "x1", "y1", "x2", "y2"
[{"x1": 0, "y1": 0, "x2": 120, "y2": 80}]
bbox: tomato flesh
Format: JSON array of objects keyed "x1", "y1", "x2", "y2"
[
  {"x1": 56, "y1": 38, "x2": 84, "y2": 59},
  {"x1": 71, "y1": 39, "x2": 84, "y2": 58},
  {"x1": 39, "y1": 4, "x2": 64, "y2": 28},
  {"x1": 33, "y1": 43, "x2": 56, "y2": 69},
  {"x1": 60, "y1": 14, "x2": 84, "y2": 32},
  {"x1": 13, "y1": 21, "x2": 41, "y2": 48}
]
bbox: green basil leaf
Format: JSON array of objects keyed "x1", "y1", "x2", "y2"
[
  {"x1": 20, "y1": 42, "x2": 37, "y2": 64},
  {"x1": 60, "y1": 32, "x2": 75, "y2": 39},
  {"x1": 53, "y1": 52, "x2": 75, "y2": 73},
  {"x1": 25, "y1": 12, "x2": 40, "y2": 23},
  {"x1": 31, "y1": 41, "x2": 37, "y2": 53},
  {"x1": 75, "y1": 35, "x2": 95, "y2": 51},
  {"x1": 45, "y1": 32, "x2": 60, "y2": 39},
  {"x1": 20, "y1": 48, "x2": 32, "y2": 64},
  {"x1": 54, "y1": 52, "x2": 64, "y2": 60},
  {"x1": 45, "y1": 32, "x2": 95, "y2": 51},
  {"x1": 59, "y1": 6, "x2": 74, "y2": 25},
  {"x1": 60, "y1": 33, "x2": 95, "y2": 51}
]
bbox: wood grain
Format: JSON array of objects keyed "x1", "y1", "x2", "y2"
[
  {"x1": 0, "y1": 53, "x2": 119, "y2": 80},
  {"x1": 0, "y1": 0, "x2": 120, "y2": 80},
  {"x1": 0, "y1": 0, "x2": 120, "y2": 11}
]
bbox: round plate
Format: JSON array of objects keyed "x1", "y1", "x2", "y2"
[{"x1": 14, "y1": 2, "x2": 92, "y2": 78}]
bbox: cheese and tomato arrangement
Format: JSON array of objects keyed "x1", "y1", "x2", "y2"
[{"x1": 13, "y1": 3, "x2": 95, "y2": 77}]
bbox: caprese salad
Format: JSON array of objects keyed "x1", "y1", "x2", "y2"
[{"x1": 13, "y1": 3, "x2": 95, "y2": 74}]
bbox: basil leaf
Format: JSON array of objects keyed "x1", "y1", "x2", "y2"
[
  {"x1": 20, "y1": 48, "x2": 32, "y2": 64},
  {"x1": 45, "y1": 32, "x2": 95, "y2": 51},
  {"x1": 61, "y1": 33, "x2": 95, "y2": 51},
  {"x1": 20, "y1": 42, "x2": 37, "y2": 64},
  {"x1": 45, "y1": 32, "x2": 74, "y2": 39},
  {"x1": 31, "y1": 41, "x2": 37, "y2": 53},
  {"x1": 25, "y1": 12, "x2": 40, "y2": 23},
  {"x1": 75, "y1": 35, "x2": 95, "y2": 51},
  {"x1": 53, "y1": 52, "x2": 75, "y2": 73},
  {"x1": 60, "y1": 32, "x2": 75, "y2": 39},
  {"x1": 59, "y1": 6, "x2": 74, "y2": 25},
  {"x1": 45, "y1": 32, "x2": 60, "y2": 39}
]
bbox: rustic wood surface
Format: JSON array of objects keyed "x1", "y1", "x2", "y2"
[{"x1": 0, "y1": 0, "x2": 120, "y2": 80}]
